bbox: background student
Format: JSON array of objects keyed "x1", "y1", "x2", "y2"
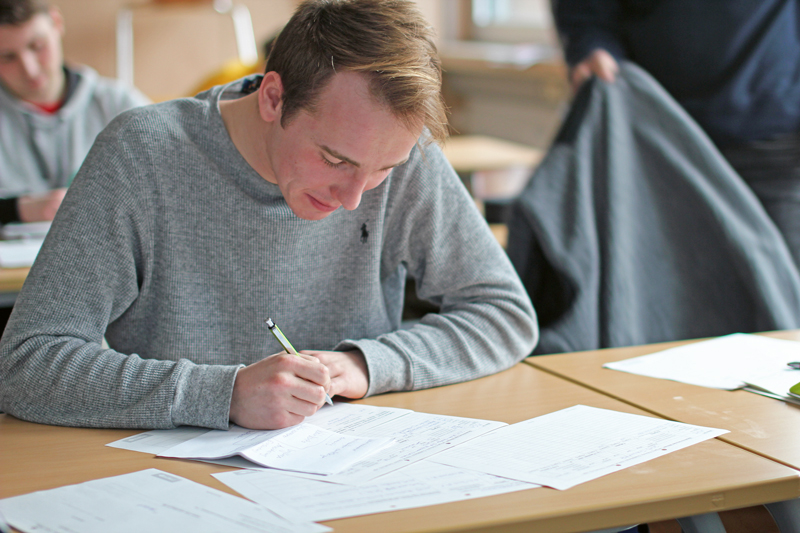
[{"x1": 0, "y1": 0, "x2": 149, "y2": 224}]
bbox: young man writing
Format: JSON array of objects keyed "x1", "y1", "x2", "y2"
[
  {"x1": 0, "y1": 0, "x2": 148, "y2": 223},
  {"x1": 0, "y1": 0, "x2": 537, "y2": 430}
]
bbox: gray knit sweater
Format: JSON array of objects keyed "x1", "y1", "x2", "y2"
[{"x1": 0, "y1": 79, "x2": 537, "y2": 430}]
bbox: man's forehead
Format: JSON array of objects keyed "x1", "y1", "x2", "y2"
[{"x1": 0, "y1": 15, "x2": 52, "y2": 42}]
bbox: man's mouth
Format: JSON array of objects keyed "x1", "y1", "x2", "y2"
[{"x1": 307, "y1": 194, "x2": 338, "y2": 212}]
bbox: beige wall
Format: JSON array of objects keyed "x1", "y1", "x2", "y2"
[
  {"x1": 57, "y1": 0, "x2": 441, "y2": 100},
  {"x1": 55, "y1": 0, "x2": 561, "y2": 148}
]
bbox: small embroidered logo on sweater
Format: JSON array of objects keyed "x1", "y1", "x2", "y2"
[{"x1": 360, "y1": 222, "x2": 369, "y2": 243}]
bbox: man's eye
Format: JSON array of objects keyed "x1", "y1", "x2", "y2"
[{"x1": 322, "y1": 156, "x2": 344, "y2": 168}]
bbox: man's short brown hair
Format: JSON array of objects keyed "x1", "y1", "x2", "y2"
[
  {"x1": 266, "y1": 0, "x2": 448, "y2": 144},
  {"x1": 0, "y1": 0, "x2": 50, "y2": 26}
]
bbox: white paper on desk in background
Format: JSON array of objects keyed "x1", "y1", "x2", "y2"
[
  {"x1": 292, "y1": 403, "x2": 508, "y2": 484},
  {"x1": 745, "y1": 368, "x2": 800, "y2": 403},
  {"x1": 158, "y1": 422, "x2": 394, "y2": 475},
  {"x1": 0, "y1": 468, "x2": 330, "y2": 533},
  {"x1": 215, "y1": 459, "x2": 538, "y2": 522},
  {"x1": 603, "y1": 333, "x2": 800, "y2": 389},
  {"x1": 429, "y1": 405, "x2": 728, "y2": 491},
  {"x1": 0, "y1": 238, "x2": 43, "y2": 268},
  {"x1": 0, "y1": 221, "x2": 50, "y2": 240}
]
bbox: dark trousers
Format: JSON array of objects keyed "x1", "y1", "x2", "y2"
[{"x1": 720, "y1": 132, "x2": 800, "y2": 270}]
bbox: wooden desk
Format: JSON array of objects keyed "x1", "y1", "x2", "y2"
[
  {"x1": 0, "y1": 267, "x2": 28, "y2": 307},
  {"x1": 441, "y1": 135, "x2": 543, "y2": 175},
  {"x1": 0, "y1": 267, "x2": 28, "y2": 293},
  {"x1": 442, "y1": 135, "x2": 542, "y2": 242},
  {"x1": 526, "y1": 330, "x2": 800, "y2": 473},
  {"x1": 3, "y1": 364, "x2": 798, "y2": 533}
]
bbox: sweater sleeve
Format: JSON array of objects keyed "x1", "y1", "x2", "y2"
[
  {"x1": 553, "y1": 0, "x2": 628, "y2": 66},
  {"x1": 337, "y1": 141, "x2": 538, "y2": 395},
  {"x1": 0, "y1": 121, "x2": 237, "y2": 430}
]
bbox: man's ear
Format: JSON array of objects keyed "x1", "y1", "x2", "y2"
[
  {"x1": 48, "y1": 6, "x2": 65, "y2": 36},
  {"x1": 258, "y1": 71, "x2": 283, "y2": 123}
]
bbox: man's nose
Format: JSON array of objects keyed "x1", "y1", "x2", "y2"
[
  {"x1": 333, "y1": 173, "x2": 370, "y2": 211},
  {"x1": 19, "y1": 51, "x2": 40, "y2": 79}
]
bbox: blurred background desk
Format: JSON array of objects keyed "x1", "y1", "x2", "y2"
[
  {"x1": 0, "y1": 267, "x2": 28, "y2": 307},
  {"x1": 441, "y1": 134, "x2": 543, "y2": 248}
]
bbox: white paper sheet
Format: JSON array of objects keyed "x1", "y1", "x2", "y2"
[
  {"x1": 108, "y1": 426, "x2": 212, "y2": 454},
  {"x1": 214, "y1": 459, "x2": 538, "y2": 522},
  {"x1": 744, "y1": 368, "x2": 800, "y2": 405},
  {"x1": 108, "y1": 404, "x2": 507, "y2": 483},
  {"x1": 295, "y1": 403, "x2": 508, "y2": 484},
  {"x1": 428, "y1": 405, "x2": 728, "y2": 490},
  {"x1": 0, "y1": 468, "x2": 330, "y2": 533},
  {"x1": 0, "y1": 222, "x2": 50, "y2": 240},
  {"x1": 603, "y1": 333, "x2": 800, "y2": 389},
  {"x1": 158, "y1": 422, "x2": 394, "y2": 475},
  {"x1": 0, "y1": 238, "x2": 43, "y2": 268}
]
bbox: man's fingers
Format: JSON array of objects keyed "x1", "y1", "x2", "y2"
[
  {"x1": 571, "y1": 49, "x2": 619, "y2": 92},
  {"x1": 291, "y1": 352, "x2": 331, "y2": 389}
]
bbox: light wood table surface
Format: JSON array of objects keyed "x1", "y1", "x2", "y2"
[
  {"x1": 441, "y1": 135, "x2": 543, "y2": 174},
  {"x1": 3, "y1": 363, "x2": 798, "y2": 533},
  {"x1": 526, "y1": 330, "x2": 800, "y2": 473},
  {"x1": 0, "y1": 267, "x2": 28, "y2": 307},
  {"x1": 0, "y1": 267, "x2": 28, "y2": 293}
]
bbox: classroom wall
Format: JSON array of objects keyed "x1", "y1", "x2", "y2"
[
  {"x1": 56, "y1": 0, "x2": 561, "y2": 148},
  {"x1": 57, "y1": 0, "x2": 442, "y2": 101}
]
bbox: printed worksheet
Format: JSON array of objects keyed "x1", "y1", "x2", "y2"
[
  {"x1": 108, "y1": 403, "x2": 506, "y2": 483},
  {"x1": 159, "y1": 422, "x2": 394, "y2": 475},
  {"x1": 214, "y1": 459, "x2": 538, "y2": 521},
  {"x1": 0, "y1": 469, "x2": 330, "y2": 533},
  {"x1": 108, "y1": 425, "x2": 212, "y2": 454},
  {"x1": 295, "y1": 404, "x2": 508, "y2": 484},
  {"x1": 428, "y1": 405, "x2": 728, "y2": 490},
  {"x1": 603, "y1": 333, "x2": 800, "y2": 389}
]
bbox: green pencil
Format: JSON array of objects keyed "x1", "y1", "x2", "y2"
[{"x1": 265, "y1": 317, "x2": 334, "y2": 405}]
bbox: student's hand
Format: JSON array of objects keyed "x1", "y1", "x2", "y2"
[
  {"x1": 229, "y1": 351, "x2": 331, "y2": 429},
  {"x1": 570, "y1": 48, "x2": 619, "y2": 93},
  {"x1": 17, "y1": 188, "x2": 68, "y2": 222},
  {"x1": 305, "y1": 350, "x2": 369, "y2": 400}
]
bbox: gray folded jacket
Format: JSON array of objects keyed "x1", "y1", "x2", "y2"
[{"x1": 507, "y1": 61, "x2": 800, "y2": 355}]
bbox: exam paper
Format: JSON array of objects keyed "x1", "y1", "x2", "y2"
[
  {"x1": 159, "y1": 422, "x2": 394, "y2": 475},
  {"x1": 109, "y1": 403, "x2": 507, "y2": 484},
  {"x1": 0, "y1": 468, "x2": 330, "y2": 533},
  {"x1": 295, "y1": 403, "x2": 508, "y2": 484},
  {"x1": 108, "y1": 425, "x2": 212, "y2": 454},
  {"x1": 603, "y1": 333, "x2": 800, "y2": 389},
  {"x1": 429, "y1": 405, "x2": 728, "y2": 490},
  {"x1": 214, "y1": 459, "x2": 538, "y2": 522}
]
